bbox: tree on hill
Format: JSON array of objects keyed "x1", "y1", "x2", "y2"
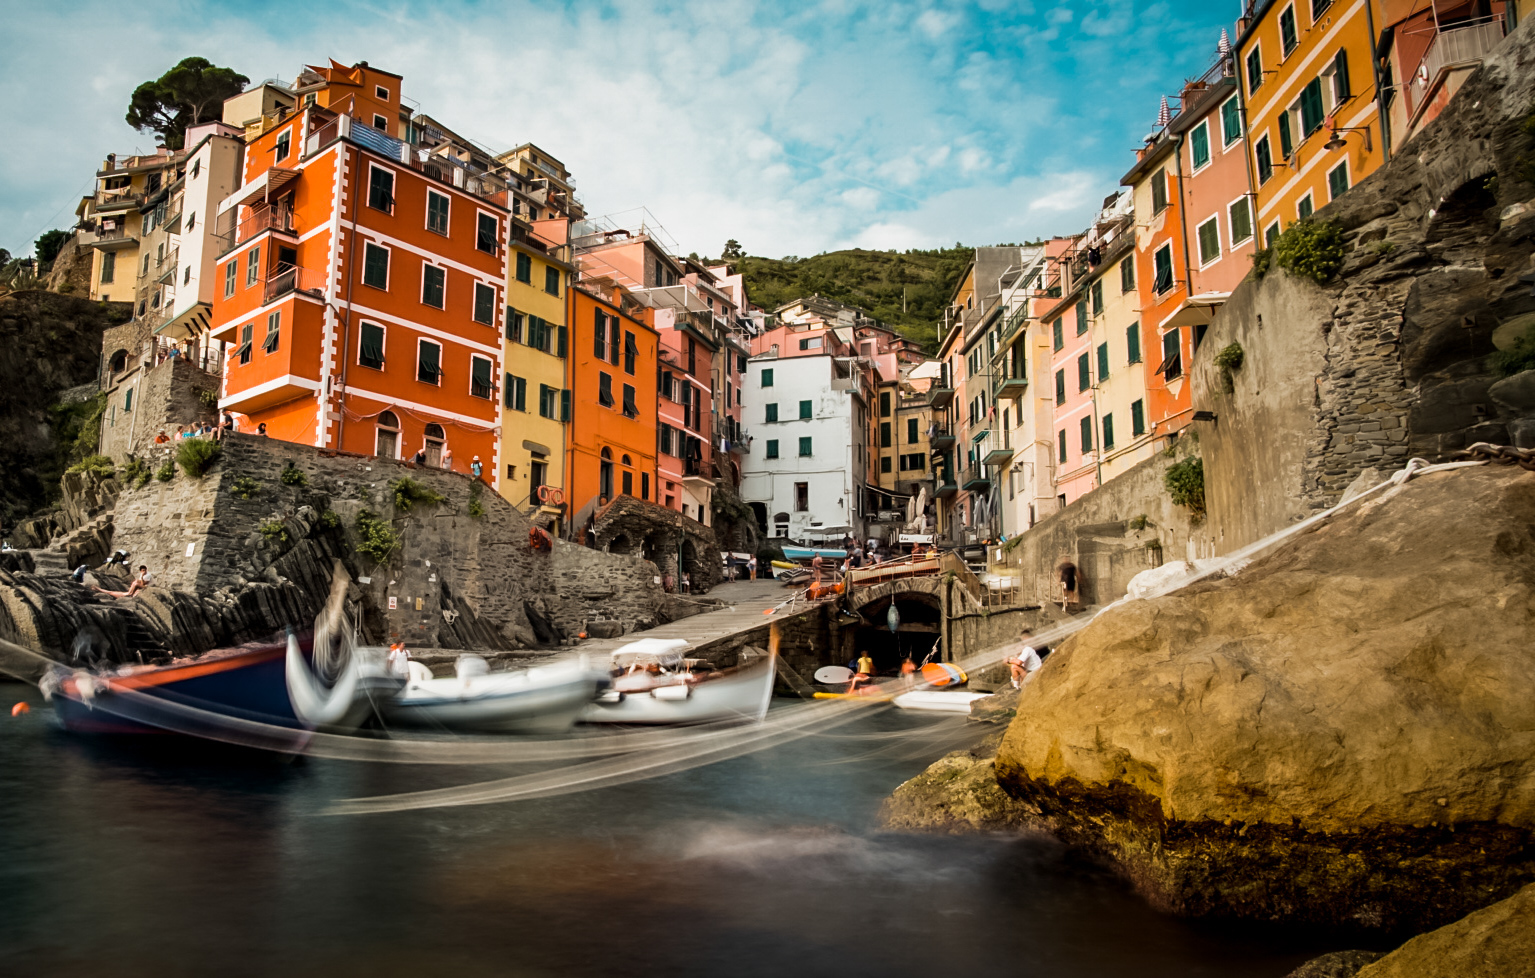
[
  {"x1": 34, "y1": 230, "x2": 69, "y2": 270},
  {"x1": 126, "y1": 57, "x2": 249, "y2": 150},
  {"x1": 721, "y1": 239, "x2": 745, "y2": 260}
]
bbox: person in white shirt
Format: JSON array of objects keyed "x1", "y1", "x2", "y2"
[{"x1": 1005, "y1": 629, "x2": 1043, "y2": 689}]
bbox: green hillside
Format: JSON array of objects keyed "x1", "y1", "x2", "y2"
[{"x1": 722, "y1": 247, "x2": 975, "y2": 352}]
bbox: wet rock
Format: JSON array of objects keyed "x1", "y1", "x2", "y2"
[
  {"x1": 1354, "y1": 882, "x2": 1535, "y2": 978},
  {"x1": 1282, "y1": 950, "x2": 1386, "y2": 978},
  {"x1": 880, "y1": 732, "x2": 1038, "y2": 834},
  {"x1": 967, "y1": 687, "x2": 1019, "y2": 724},
  {"x1": 993, "y1": 467, "x2": 1535, "y2": 931}
]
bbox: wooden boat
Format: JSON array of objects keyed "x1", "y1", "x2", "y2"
[
  {"x1": 892, "y1": 690, "x2": 989, "y2": 713},
  {"x1": 581, "y1": 639, "x2": 776, "y2": 725},
  {"x1": 381, "y1": 654, "x2": 605, "y2": 734},
  {"x1": 781, "y1": 545, "x2": 849, "y2": 562}
]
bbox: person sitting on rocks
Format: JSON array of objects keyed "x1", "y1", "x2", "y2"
[
  {"x1": 1006, "y1": 629, "x2": 1043, "y2": 689},
  {"x1": 154, "y1": 429, "x2": 170, "y2": 445},
  {"x1": 125, "y1": 565, "x2": 153, "y2": 598}
]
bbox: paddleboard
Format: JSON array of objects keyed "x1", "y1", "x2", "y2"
[{"x1": 814, "y1": 665, "x2": 854, "y2": 685}]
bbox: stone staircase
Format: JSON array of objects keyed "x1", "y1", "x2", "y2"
[{"x1": 24, "y1": 549, "x2": 70, "y2": 577}]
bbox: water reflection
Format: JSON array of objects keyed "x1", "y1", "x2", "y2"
[{"x1": 0, "y1": 682, "x2": 1357, "y2": 976}]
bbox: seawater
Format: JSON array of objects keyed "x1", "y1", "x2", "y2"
[{"x1": 0, "y1": 681, "x2": 1357, "y2": 977}]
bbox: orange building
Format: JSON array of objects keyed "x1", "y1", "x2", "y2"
[
  {"x1": 209, "y1": 64, "x2": 507, "y2": 484},
  {"x1": 293, "y1": 61, "x2": 405, "y2": 139},
  {"x1": 566, "y1": 283, "x2": 660, "y2": 524}
]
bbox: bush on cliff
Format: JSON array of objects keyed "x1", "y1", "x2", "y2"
[
  {"x1": 1163, "y1": 456, "x2": 1206, "y2": 516},
  {"x1": 389, "y1": 476, "x2": 446, "y2": 513},
  {"x1": 176, "y1": 438, "x2": 221, "y2": 478},
  {"x1": 66, "y1": 454, "x2": 115, "y2": 479},
  {"x1": 354, "y1": 509, "x2": 400, "y2": 564},
  {"x1": 1271, "y1": 218, "x2": 1345, "y2": 284}
]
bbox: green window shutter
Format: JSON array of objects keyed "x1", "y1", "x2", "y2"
[
  {"x1": 1328, "y1": 163, "x2": 1349, "y2": 201},
  {"x1": 799, "y1": 400, "x2": 812, "y2": 419},
  {"x1": 761, "y1": 368, "x2": 773, "y2": 387},
  {"x1": 1221, "y1": 97, "x2": 1242, "y2": 144},
  {"x1": 473, "y1": 283, "x2": 494, "y2": 324},
  {"x1": 363, "y1": 244, "x2": 388, "y2": 289},
  {"x1": 1080, "y1": 415, "x2": 1092, "y2": 453},
  {"x1": 1191, "y1": 123, "x2": 1210, "y2": 169},
  {"x1": 1333, "y1": 49, "x2": 1351, "y2": 100},
  {"x1": 1058, "y1": 432, "x2": 1067, "y2": 464},
  {"x1": 1054, "y1": 369, "x2": 1065, "y2": 405},
  {"x1": 880, "y1": 422, "x2": 891, "y2": 448},
  {"x1": 765, "y1": 403, "x2": 777, "y2": 422},
  {"x1": 1077, "y1": 352, "x2": 1090, "y2": 391},
  {"x1": 1230, "y1": 198, "x2": 1253, "y2": 243},
  {"x1": 422, "y1": 264, "x2": 445, "y2": 307},
  {"x1": 1246, "y1": 48, "x2": 1263, "y2": 95},
  {"x1": 556, "y1": 325, "x2": 568, "y2": 358},
  {"x1": 1279, "y1": 111, "x2": 1293, "y2": 158},
  {"x1": 798, "y1": 436, "x2": 812, "y2": 457},
  {"x1": 1256, "y1": 137, "x2": 1273, "y2": 183},
  {"x1": 1126, "y1": 323, "x2": 1141, "y2": 364},
  {"x1": 1091, "y1": 281, "x2": 1103, "y2": 315},
  {"x1": 1154, "y1": 247, "x2": 1174, "y2": 293},
  {"x1": 545, "y1": 266, "x2": 560, "y2": 296},
  {"x1": 1131, "y1": 399, "x2": 1145, "y2": 436},
  {"x1": 516, "y1": 252, "x2": 531, "y2": 283},
  {"x1": 1198, "y1": 219, "x2": 1220, "y2": 266},
  {"x1": 907, "y1": 418, "x2": 918, "y2": 443},
  {"x1": 1102, "y1": 413, "x2": 1115, "y2": 450},
  {"x1": 1075, "y1": 301, "x2": 1087, "y2": 334},
  {"x1": 765, "y1": 439, "x2": 779, "y2": 459},
  {"x1": 1052, "y1": 319, "x2": 1063, "y2": 351},
  {"x1": 561, "y1": 389, "x2": 572, "y2": 422},
  {"x1": 1096, "y1": 342, "x2": 1109, "y2": 381},
  {"x1": 1300, "y1": 78, "x2": 1325, "y2": 135}
]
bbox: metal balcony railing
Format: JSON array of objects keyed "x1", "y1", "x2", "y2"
[
  {"x1": 1406, "y1": 17, "x2": 1506, "y2": 119},
  {"x1": 263, "y1": 264, "x2": 326, "y2": 304}
]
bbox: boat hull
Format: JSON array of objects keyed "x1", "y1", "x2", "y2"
[
  {"x1": 781, "y1": 546, "x2": 849, "y2": 561},
  {"x1": 581, "y1": 655, "x2": 776, "y2": 725},
  {"x1": 382, "y1": 662, "x2": 603, "y2": 734}
]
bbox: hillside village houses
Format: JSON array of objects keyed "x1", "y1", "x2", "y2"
[{"x1": 62, "y1": 0, "x2": 1528, "y2": 583}]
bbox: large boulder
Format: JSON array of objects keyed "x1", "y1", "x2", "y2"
[
  {"x1": 1354, "y1": 882, "x2": 1535, "y2": 978},
  {"x1": 993, "y1": 466, "x2": 1535, "y2": 931}
]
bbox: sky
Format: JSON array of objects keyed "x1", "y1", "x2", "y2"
[{"x1": 0, "y1": 0, "x2": 1240, "y2": 262}]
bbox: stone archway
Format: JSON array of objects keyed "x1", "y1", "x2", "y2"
[{"x1": 609, "y1": 532, "x2": 635, "y2": 556}]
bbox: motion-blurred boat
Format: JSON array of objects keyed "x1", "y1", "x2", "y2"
[
  {"x1": 581, "y1": 639, "x2": 775, "y2": 725},
  {"x1": 380, "y1": 654, "x2": 605, "y2": 734},
  {"x1": 781, "y1": 545, "x2": 849, "y2": 561},
  {"x1": 891, "y1": 690, "x2": 989, "y2": 713}
]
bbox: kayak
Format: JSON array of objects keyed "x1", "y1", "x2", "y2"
[{"x1": 892, "y1": 690, "x2": 989, "y2": 713}]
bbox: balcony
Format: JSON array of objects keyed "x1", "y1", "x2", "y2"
[
  {"x1": 155, "y1": 247, "x2": 179, "y2": 284},
  {"x1": 263, "y1": 264, "x2": 326, "y2": 305},
  {"x1": 983, "y1": 446, "x2": 1014, "y2": 466},
  {"x1": 996, "y1": 372, "x2": 1028, "y2": 399},
  {"x1": 683, "y1": 458, "x2": 714, "y2": 485},
  {"x1": 935, "y1": 478, "x2": 958, "y2": 499},
  {"x1": 1405, "y1": 17, "x2": 1506, "y2": 123},
  {"x1": 926, "y1": 381, "x2": 955, "y2": 410},
  {"x1": 90, "y1": 225, "x2": 138, "y2": 251},
  {"x1": 928, "y1": 423, "x2": 955, "y2": 450},
  {"x1": 94, "y1": 187, "x2": 146, "y2": 213},
  {"x1": 961, "y1": 466, "x2": 992, "y2": 493}
]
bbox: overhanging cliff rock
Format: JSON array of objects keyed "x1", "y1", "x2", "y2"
[{"x1": 991, "y1": 466, "x2": 1535, "y2": 931}]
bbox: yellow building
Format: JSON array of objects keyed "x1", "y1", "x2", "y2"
[
  {"x1": 1081, "y1": 198, "x2": 1156, "y2": 486},
  {"x1": 1237, "y1": 0, "x2": 1385, "y2": 244},
  {"x1": 500, "y1": 217, "x2": 573, "y2": 527}
]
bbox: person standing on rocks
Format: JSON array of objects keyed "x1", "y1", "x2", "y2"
[
  {"x1": 470, "y1": 456, "x2": 483, "y2": 479},
  {"x1": 811, "y1": 552, "x2": 824, "y2": 585}
]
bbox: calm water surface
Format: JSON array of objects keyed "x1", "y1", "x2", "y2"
[{"x1": 0, "y1": 681, "x2": 1354, "y2": 977}]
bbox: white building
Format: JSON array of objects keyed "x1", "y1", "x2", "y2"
[
  {"x1": 740, "y1": 353, "x2": 872, "y2": 544},
  {"x1": 988, "y1": 247, "x2": 1061, "y2": 539}
]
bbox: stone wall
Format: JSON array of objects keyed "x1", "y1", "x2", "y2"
[
  {"x1": 589, "y1": 492, "x2": 722, "y2": 592},
  {"x1": 100, "y1": 355, "x2": 220, "y2": 462}
]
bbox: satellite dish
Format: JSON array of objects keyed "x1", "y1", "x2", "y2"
[{"x1": 814, "y1": 665, "x2": 854, "y2": 685}]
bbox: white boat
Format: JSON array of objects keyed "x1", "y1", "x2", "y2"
[
  {"x1": 381, "y1": 654, "x2": 606, "y2": 734},
  {"x1": 581, "y1": 638, "x2": 776, "y2": 725},
  {"x1": 891, "y1": 690, "x2": 990, "y2": 714}
]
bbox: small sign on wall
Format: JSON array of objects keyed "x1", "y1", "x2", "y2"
[
  {"x1": 388, "y1": 596, "x2": 398, "y2": 610},
  {"x1": 358, "y1": 576, "x2": 371, "y2": 584},
  {"x1": 185, "y1": 543, "x2": 196, "y2": 557},
  {"x1": 415, "y1": 597, "x2": 424, "y2": 611}
]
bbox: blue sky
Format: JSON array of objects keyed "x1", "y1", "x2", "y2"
[{"x1": 0, "y1": 0, "x2": 1239, "y2": 261}]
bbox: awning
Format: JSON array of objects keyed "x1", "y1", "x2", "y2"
[
  {"x1": 217, "y1": 167, "x2": 299, "y2": 216},
  {"x1": 1159, "y1": 292, "x2": 1229, "y2": 330}
]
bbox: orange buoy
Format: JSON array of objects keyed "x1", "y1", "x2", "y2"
[
  {"x1": 11, "y1": 702, "x2": 30, "y2": 716},
  {"x1": 578, "y1": 631, "x2": 588, "y2": 639}
]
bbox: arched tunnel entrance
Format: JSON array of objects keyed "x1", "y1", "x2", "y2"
[{"x1": 844, "y1": 591, "x2": 943, "y2": 674}]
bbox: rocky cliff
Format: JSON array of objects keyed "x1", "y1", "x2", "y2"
[{"x1": 986, "y1": 465, "x2": 1534, "y2": 931}]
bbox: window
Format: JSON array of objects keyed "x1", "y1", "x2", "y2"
[
  {"x1": 515, "y1": 252, "x2": 532, "y2": 284},
  {"x1": 360, "y1": 322, "x2": 385, "y2": 368},
  {"x1": 598, "y1": 372, "x2": 614, "y2": 407},
  {"x1": 477, "y1": 213, "x2": 498, "y2": 254},
  {"x1": 880, "y1": 422, "x2": 891, "y2": 448},
  {"x1": 1131, "y1": 399, "x2": 1146, "y2": 436},
  {"x1": 1221, "y1": 96, "x2": 1243, "y2": 145},
  {"x1": 544, "y1": 266, "x2": 560, "y2": 296},
  {"x1": 1054, "y1": 369, "x2": 1065, "y2": 405},
  {"x1": 1102, "y1": 413, "x2": 1115, "y2": 451},
  {"x1": 1191, "y1": 120, "x2": 1211, "y2": 170},
  {"x1": 1052, "y1": 318, "x2": 1064, "y2": 351},
  {"x1": 593, "y1": 310, "x2": 607, "y2": 359},
  {"x1": 624, "y1": 331, "x2": 637, "y2": 375},
  {"x1": 1197, "y1": 217, "x2": 1221, "y2": 266},
  {"x1": 1297, "y1": 192, "x2": 1316, "y2": 220},
  {"x1": 246, "y1": 246, "x2": 260, "y2": 287},
  {"x1": 237, "y1": 322, "x2": 253, "y2": 365},
  {"x1": 427, "y1": 191, "x2": 450, "y2": 235},
  {"x1": 526, "y1": 314, "x2": 546, "y2": 352},
  {"x1": 372, "y1": 114, "x2": 388, "y2": 131},
  {"x1": 1096, "y1": 342, "x2": 1110, "y2": 382},
  {"x1": 263, "y1": 311, "x2": 280, "y2": 353},
  {"x1": 1075, "y1": 300, "x2": 1088, "y2": 335},
  {"x1": 505, "y1": 372, "x2": 527, "y2": 411},
  {"x1": 1119, "y1": 258, "x2": 1134, "y2": 294},
  {"x1": 363, "y1": 243, "x2": 389, "y2": 289},
  {"x1": 1328, "y1": 160, "x2": 1349, "y2": 201},
  {"x1": 1246, "y1": 45, "x2": 1264, "y2": 95},
  {"x1": 1311, "y1": 0, "x2": 1333, "y2": 17},
  {"x1": 1265, "y1": 221, "x2": 1282, "y2": 247},
  {"x1": 422, "y1": 264, "x2": 445, "y2": 308},
  {"x1": 1299, "y1": 78, "x2": 1325, "y2": 137},
  {"x1": 506, "y1": 309, "x2": 523, "y2": 343},
  {"x1": 798, "y1": 336, "x2": 823, "y2": 350},
  {"x1": 1230, "y1": 197, "x2": 1254, "y2": 244},
  {"x1": 1256, "y1": 135, "x2": 1274, "y2": 184},
  {"x1": 1090, "y1": 281, "x2": 1104, "y2": 316},
  {"x1": 192, "y1": 159, "x2": 200, "y2": 179},
  {"x1": 1077, "y1": 352, "x2": 1091, "y2": 392},
  {"x1": 1151, "y1": 168, "x2": 1168, "y2": 214},
  {"x1": 100, "y1": 250, "x2": 117, "y2": 285},
  {"x1": 1329, "y1": 48, "x2": 1351, "y2": 103},
  {"x1": 794, "y1": 482, "x2": 809, "y2": 511},
  {"x1": 1279, "y1": 5, "x2": 1298, "y2": 56},
  {"x1": 613, "y1": 317, "x2": 624, "y2": 367},
  {"x1": 470, "y1": 356, "x2": 492, "y2": 399},
  {"x1": 622, "y1": 383, "x2": 638, "y2": 418},
  {"x1": 275, "y1": 130, "x2": 291, "y2": 162},
  {"x1": 124, "y1": 388, "x2": 133, "y2": 411},
  {"x1": 1127, "y1": 322, "x2": 1142, "y2": 363},
  {"x1": 660, "y1": 425, "x2": 675, "y2": 456},
  {"x1": 376, "y1": 84, "x2": 390, "y2": 100},
  {"x1": 903, "y1": 453, "x2": 927, "y2": 472},
  {"x1": 907, "y1": 418, "x2": 919, "y2": 443},
  {"x1": 765, "y1": 439, "x2": 780, "y2": 459},
  {"x1": 538, "y1": 384, "x2": 559, "y2": 419},
  {"x1": 1080, "y1": 415, "x2": 1093, "y2": 454},
  {"x1": 1153, "y1": 245, "x2": 1174, "y2": 294},
  {"x1": 1159, "y1": 330, "x2": 1182, "y2": 380},
  {"x1": 880, "y1": 391, "x2": 891, "y2": 417},
  {"x1": 417, "y1": 340, "x2": 441, "y2": 384},
  {"x1": 376, "y1": 411, "x2": 399, "y2": 459},
  {"x1": 1279, "y1": 111, "x2": 1294, "y2": 158},
  {"x1": 799, "y1": 399, "x2": 812, "y2": 420},
  {"x1": 473, "y1": 282, "x2": 495, "y2": 324},
  {"x1": 881, "y1": 456, "x2": 892, "y2": 474},
  {"x1": 798, "y1": 437, "x2": 812, "y2": 457},
  {"x1": 367, "y1": 165, "x2": 394, "y2": 211}
]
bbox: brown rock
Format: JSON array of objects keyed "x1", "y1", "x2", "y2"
[
  {"x1": 994, "y1": 466, "x2": 1535, "y2": 930},
  {"x1": 879, "y1": 732, "x2": 1038, "y2": 833},
  {"x1": 1355, "y1": 883, "x2": 1535, "y2": 978}
]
